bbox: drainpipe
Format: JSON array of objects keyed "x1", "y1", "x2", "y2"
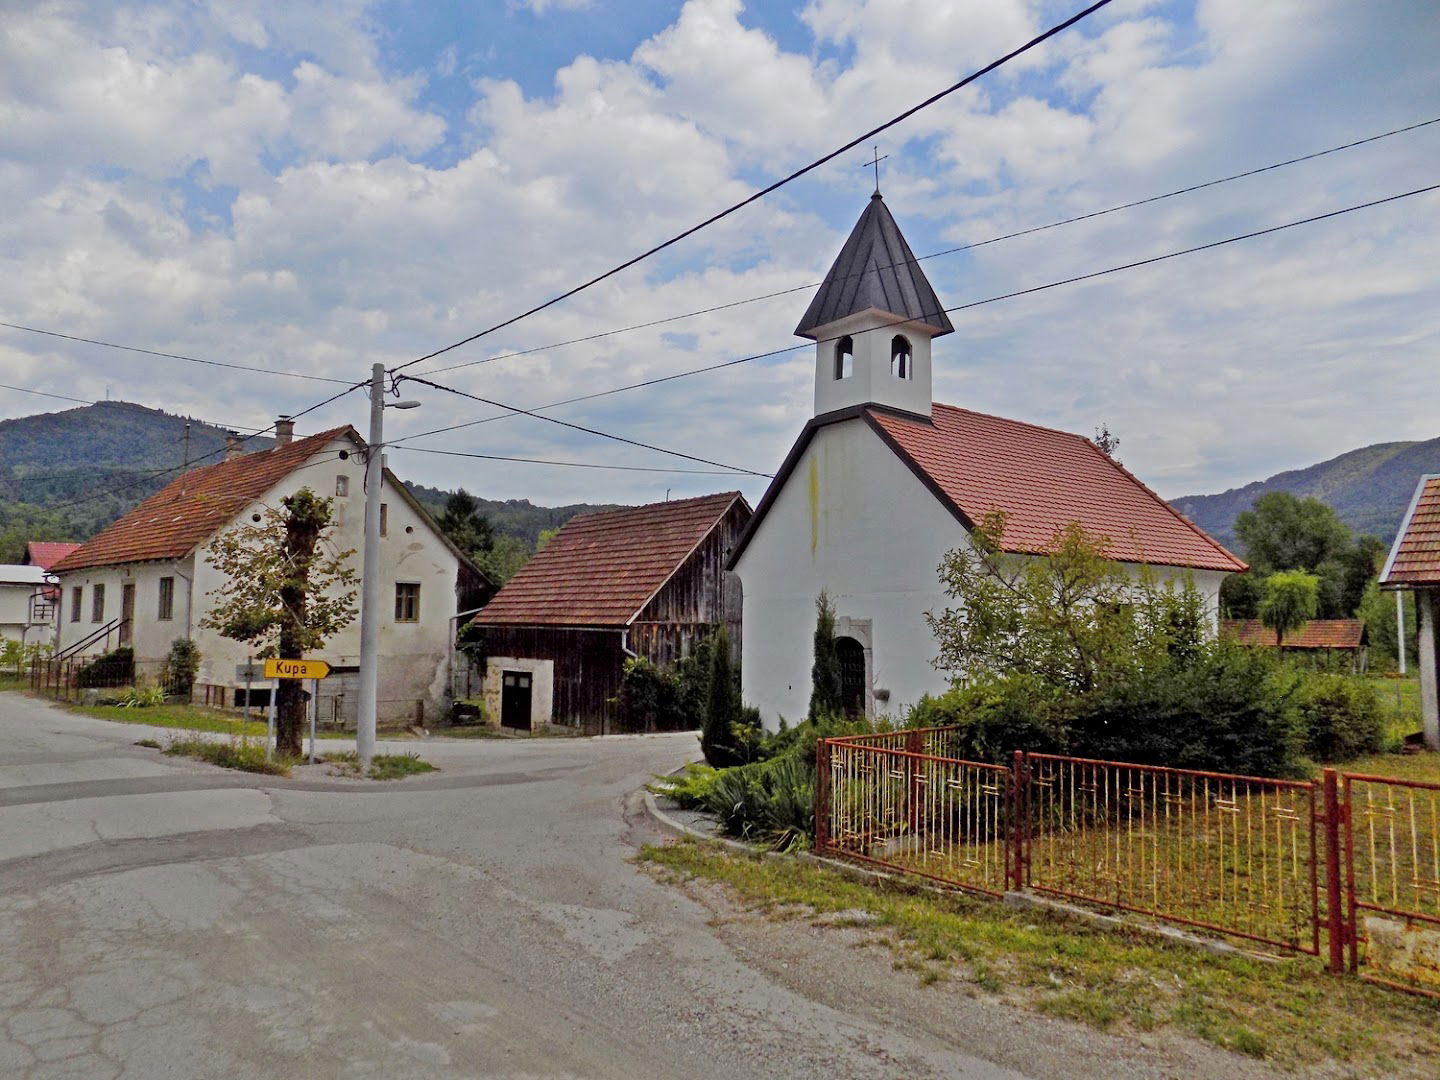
[{"x1": 620, "y1": 629, "x2": 639, "y2": 659}]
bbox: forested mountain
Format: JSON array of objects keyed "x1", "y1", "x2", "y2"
[
  {"x1": 0, "y1": 400, "x2": 615, "y2": 563},
  {"x1": 1172, "y1": 437, "x2": 1440, "y2": 548}
]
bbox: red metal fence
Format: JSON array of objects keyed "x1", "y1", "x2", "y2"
[{"x1": 816, "y1": 729, "x2": 1440, "y2": 995}]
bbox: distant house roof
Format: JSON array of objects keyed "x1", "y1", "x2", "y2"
[
  {"x1": 0, "y1": 564, "x2": 49, "y2": 587},
  {"x1": 51, "y1": 428, "x2": 355, "y2": 574},
  {"x1": 475, "y1": 492, "x2": 749, "y2": 628},
  {"x1": 730, "y1": 404, "x2": 1245, "y2": 573},
  {"x1": 1221, "y1": 619, "x2": 1368, "y2": 650},
  {"x1": 794, "y1": 193, "x2": 955, "y2": 340},
  {"x1": 22, "y1": 542, "x2": 80, "y2": 570},
  {"x1": 1380, "y1": 474, "x2": 1440, "y2": 588}
]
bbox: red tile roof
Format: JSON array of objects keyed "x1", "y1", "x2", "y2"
[
  {"x1": 23, "y1": 542, "x2": 80, "y2": 570},
  {"x1": 1221, "y1": 619, "x2": 1367, "y2": 650},
  {"x1": 864, "y1": 404, "x2": 1246, "y2": 572},
  {"x1": 51, "y1": 428, "x2": 355, "y2": 574},
  {"x1": 475, "y1": 492, "x2": 747, "y2": 627},
  {"x1": 1381, "y1": 475, "x2": 1440, "y2": 587}
]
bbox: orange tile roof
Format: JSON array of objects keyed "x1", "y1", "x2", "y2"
[
  {"x1": 1381, "y1": 475, "x2": 1440, "y2": 587},
  {"x1": 475, "y1": 492, "x2": 747, "y2": 627},
  {"x1": 51, "y1": 428, "x2": 355, "y2": 574},
  {"x1": 1221, "y1": 619, "x2": 1367, "y2": 650},
  {"x1": 24, "y1": 542, "x2": 80, "y2": 570},
  {"x1": 867, "y1": 404, "x2": 1246, "y2": 572}
]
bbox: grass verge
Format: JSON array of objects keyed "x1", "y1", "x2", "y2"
[
  {"x1": 162, "y1": 736, "x2": 295, "y2": 776},
  {"x1": 639, "y1": 840, "x2": 1440, "y2": 1074},
  {"x1": 68, "y1": 702, "x2": 352, "y2": 739},
  {"x1": 322, "y1": 750, "x2": 437, "y2": 780}
]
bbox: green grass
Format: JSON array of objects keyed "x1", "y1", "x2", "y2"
[
  {"x1": 0, "y1": 674, "x2": 29, "y2": 692},
  {"x1": 1362, "y1": 674, "x2": 1422, "y2": 744},
  {"x1": 322, "y1": 750, "x2": 437, "y2": 780},
  {"x1": 641, "y1": 840, "x2": 1440, "y2": 1074},
  {"x1": 68, "y1": 702, "x2": 353, "y2": 739},
  {"x1": 162, "y1": 736, "x2": 296, "y2": 776}
]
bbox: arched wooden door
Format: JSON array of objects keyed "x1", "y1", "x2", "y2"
[{"x1": 835, "y1": 636, "x2": 866, "y2": 718}]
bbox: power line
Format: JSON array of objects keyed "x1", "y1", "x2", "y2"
[
  {"x1": 0, "y1": 322, "x2": 355, "y2": 385},
  {"x1": 399, "y1": 375, "x2": 773, "y2": 477},
  {"x1": 413, "y1": 113, "x2": 1440, "y2": 379},
  {"x1": 0, "y1": 382, "x2": 93, "y2": 405},
  {"x1": 390, "y1": 0, "x2": 1115, "y2": 375},
  {"x1": 390, "y1": 445, "x2": 759, "y2": 475},
  {"x1": 393, "y1": 180, "x2": 1440, "y2": 449}
]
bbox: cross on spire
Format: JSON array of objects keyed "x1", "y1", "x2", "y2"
[{"x1": 861, "y1": 145, "x2": 888, "y2": 195}]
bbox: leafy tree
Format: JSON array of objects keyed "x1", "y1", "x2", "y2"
[
  {"x1": 0, "y1": 638, "x2": 23, "y2": 677},
  {"x1": 200, "y1": 488, "x2": 357, "y2": 756},
  {"x1": 807, "y1": 590, "x2": 841, "y2": 722},
  {"x1": 1257, "y1": 569, "x2": 1319, "y2": 646},
  {"x1": 1358, "y1": 578, "x2": 1418, "y2": 671},
  {"x1": 535, "y1": 527, "x2": 560, "y2": 552},
  {"x1": 480, "y1": 533, "x2": 533, "y2": 585},
  {"x1": 438, "y1": 489, "x2": 494, "y2": 561},
  {"x1": 1235, "y1": 492, "x2": 1353, "y2": 572},
  {"x1": 1093, "y1": 423, "x2": 1121, "y2": 462}
]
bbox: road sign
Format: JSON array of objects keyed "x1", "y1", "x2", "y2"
[
  {"x1": 263, "y1": 658, "x2": 331, "y2": 680},
  {"x1": 236, "y1": 663, "x2": 266, "y2": 681}
]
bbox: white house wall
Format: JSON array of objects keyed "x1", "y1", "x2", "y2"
[
  {"x1": 734, "y1": 419, "x2": 962, "y2": 728},
  {"x1": 733, "y1": 419, "x2": 1232, "y2": 731}
]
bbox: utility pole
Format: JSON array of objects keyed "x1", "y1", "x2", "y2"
[
  {"x1": 356, "y1": 364, "x2": 422, "y2": 766},
  {"x1": 356, "y1": 363, "x2": 386, "y2": 766}
]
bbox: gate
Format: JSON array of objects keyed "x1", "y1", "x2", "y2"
[{"x1": 1341, "y1": 772, "x2": 1440, "y2": 996}]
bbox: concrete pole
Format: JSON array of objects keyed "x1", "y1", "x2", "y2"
[
  {"x1": 1397, "y1": 591, "x2": 1407, "y2": 675},
  {"x1": 356, "y1": 362, "x2": 386, "y2": 767},
  {"x1": 1418, "y1": 589, "x2": 1439, "y2": 752}
]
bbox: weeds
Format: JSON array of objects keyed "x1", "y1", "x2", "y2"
[
  {"x1": 322, "y1": 750, "x2": 436, "y2": 780},
  {"x1": 163, "y1": 736, "x2": 295, "y2": 776}
]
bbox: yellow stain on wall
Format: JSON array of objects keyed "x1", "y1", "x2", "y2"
[{"x1": 808, "y1": 456, "x2": 819, "y2": 556}]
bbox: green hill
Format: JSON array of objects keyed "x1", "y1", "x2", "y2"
[{"x1": 1172, "y1": 438, "x2": 1440, "y2": 547}]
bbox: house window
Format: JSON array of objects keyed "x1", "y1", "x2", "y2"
[
  {"x1": 92, "y1": 583, "x2": 105, "y2": 623},
  {"x1": 833, "y1": 335, "x2": 854, "y2": 380},
  {"x1": 891, "y1": 335, "x2": 912, "y2": 379},
  {"x1": 158, "y1": 577, "x2": 175, "y2": 621},
  {"x1": 394, "y1": 582, "x2": 420, "y2": 622},
  {"x1": 380, "y1": 503, "x2": 389, "y2": 537},
  {"x1": 335, "y1": 475, "x2": 349, "y2": 497},
  {"x1": 70, "y1": 587, "x2": 82, "y2": 623}
]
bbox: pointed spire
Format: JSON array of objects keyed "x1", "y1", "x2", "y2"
[{"x1": 795, "y1": 194, "x2": 954, "y2": 340}]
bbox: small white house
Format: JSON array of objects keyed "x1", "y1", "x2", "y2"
[
  {"x1": 0, "y1": 564, "x2": 53, "y2": 646},
  {"x1": 51, "y1": 422, "x2": 491, "y2": 726},
  {"x1": 728, "y1": 193, "x2": 1246, "y2": 728}
]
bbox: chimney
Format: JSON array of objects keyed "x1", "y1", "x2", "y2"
[
  {"x1": 224, "y1": 432, "x2": 243, "y2": 460},
  {"x1": 274, "y1": 416, "x2": 294, "y2": 446}
]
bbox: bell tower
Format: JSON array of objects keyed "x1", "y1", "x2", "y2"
[{"x1": 795, "y1": 192, "x2": 953, "y2": 419}]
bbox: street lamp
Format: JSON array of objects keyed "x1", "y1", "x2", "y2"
[{"x1": 356, "y1": 362, "x2": 421, "y2": 766}]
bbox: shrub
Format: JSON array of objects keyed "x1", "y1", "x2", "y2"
[
  {"x1": 648, "y1": 762, "x2": 721, "y2": 808},
  {"x1": 906, "y1": 675, "x2": 1069, "y2": 764},
  {"x1": 76, "y1": 646, "x2": 134, "y2": 688},
  {"x1": 116, "y1": 685, "x2": 167, "y2": 708},
  {"x1": 615, "y1": 657, "x2": 682, "y2": 732},
  {"x1": 1295, "y1": 675, "x2": 1384, "y2": 762},
  {"x1": 703, "y1": 753, "x2": 816, "y2": 850},
  {"x1": 160, "y1": 639, "x2": 201, "y2": 697}
]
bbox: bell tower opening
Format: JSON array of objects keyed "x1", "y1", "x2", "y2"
[
  {"x1": 891, "y1": 335, "x2": 911, "y2": 380},
  {"x1": 834, "y1": 336, "x2": 854, "y2": 380}
]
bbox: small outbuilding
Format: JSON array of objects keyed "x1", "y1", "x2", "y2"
[
  {"x1": 469, "y1": 492, "x2": 751, "y2": 733},
  {"x1": 1380, "y1": 474, "x2": 1440, "y2": 749},
  {"x1": 1220, "y1": 618, "x2": 1368, "y2": 671}
]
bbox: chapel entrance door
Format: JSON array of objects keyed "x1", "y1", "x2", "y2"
[
  {"x1": 836, "y1": 636, "x2": 866, "y2": 718},
  {"x1": 501, "y1": 671, "x2": 533, "y2": 731}
]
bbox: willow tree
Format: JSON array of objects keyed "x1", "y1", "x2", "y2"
[{"x1": 201, "y1": 488, "x2": 357, "y2": 755}]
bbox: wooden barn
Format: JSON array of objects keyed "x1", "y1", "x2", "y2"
[{"x1": 469, "y1": 492, "x2": 751, "y2": 733}]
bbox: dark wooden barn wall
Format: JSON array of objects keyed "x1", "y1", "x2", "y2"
[{"x1": 629, "y1": 500, "x2": 748, "y2": 667}]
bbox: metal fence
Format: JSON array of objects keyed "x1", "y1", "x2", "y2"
[
  {"x1": 816, "y1": 728, "x2": 1440, "y2": 995},
  {"x1": 1343, "y1": 772, "x2": 1440, "y2": 996},
  {"x1": 30, "y1": 657, "x2": 175, "y2": 701}
]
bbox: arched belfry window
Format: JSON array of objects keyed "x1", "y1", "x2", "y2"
[
  {"x1": 834, "y1": 335, "x2": 854, "y2": 380},
  {"x1": 891, "y1": 335, "x2": 912, "y2": 379}
]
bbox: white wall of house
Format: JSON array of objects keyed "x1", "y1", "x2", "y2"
[
  {"x1": 0, "y1": 568, "x2": 53, "y2": 645},
  {"x1": 732, "y1": 418, "x2": 1227, "y2": 731},
  {"x1": 53, "y1": 436, "x2": 463, "y2": 726}
]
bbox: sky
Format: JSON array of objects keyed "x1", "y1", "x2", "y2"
[{"x1": 2, "y1": 0, "x2": 1438, "y2": 511}]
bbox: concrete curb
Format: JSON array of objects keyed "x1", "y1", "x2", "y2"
[{"x1": 635, "y1": 786, "x2": 1261, "y2": 961}]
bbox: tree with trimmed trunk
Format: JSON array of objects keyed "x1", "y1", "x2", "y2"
[
  {"x1": 1258, "y1": 569, "x2": 1319, "y2": 647},
  {"x1": 201, "y1": 488, "x2": 357, "y2": 755}
]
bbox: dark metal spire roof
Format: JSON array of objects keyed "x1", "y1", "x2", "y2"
[{"x1": 794, "y1": 193, "x2": 954, "y2": 339}]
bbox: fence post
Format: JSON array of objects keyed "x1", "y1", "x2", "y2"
[
  {"x1": 906, "y1": 730, "x2": 923, "y2": 836},
  {"x1": 1009, "y1": 750, "x2": 1027, "y2": 891},
  {"x1": 1321, "y1": 769, "x2": 1347, "y2": 974},
  {"x1": 814, "y1": 739, "x2": 832, "y2": 853}
]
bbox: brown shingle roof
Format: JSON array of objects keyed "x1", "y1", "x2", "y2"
[
  {"x1": 869, "y1": 404, "x2": 1245, "y2": 572},
  {"x1": 51, "y1": 428, "x2": 355, "y2": 574},
  {"x1": 1381, "y1": 475, "x2": 1440, "y2": 587},
  {"x1": 1221, "y1": 619, "x2": 1367, "y2": 650},
  {"x1": 475, "y1": 492, "x2": 747, "y2": 627}
]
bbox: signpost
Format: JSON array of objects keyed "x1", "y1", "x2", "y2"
[{"x1": 261, "y1": 659, "x2": 331, "y2": 763}]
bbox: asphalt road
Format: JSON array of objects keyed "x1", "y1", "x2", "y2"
[{"x1": 0, "y1": 694, "x2": 1277, "y2": 1079}]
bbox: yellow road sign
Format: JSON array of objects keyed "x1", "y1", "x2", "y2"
[{"x1": 263, "y1": 658, "x2": 331, "y2": 680}]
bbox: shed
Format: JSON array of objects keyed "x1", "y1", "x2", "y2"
[
  {"x1": 1220, "y1": 618, "x2": 1368, "y2": 670},
  {"x1": 471, "y1": 492, "x2": 751, "y2": 733}
]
